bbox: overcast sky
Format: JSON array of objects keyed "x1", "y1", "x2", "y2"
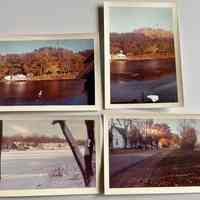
[
  {"x1": 0, "y1": 39, "x2": 94, "y2": 55},
  {"x1": 110, "y1": 7, "x2": 173, "y2": 33},
  {"x1": 3, "y1": 120, "x2": 89, "y2": 140},
  {"x1": 154, "y1": 119, "x2": 200, "y2": 135},
  {"x1": 111, "y1": 118, "x2": 200, "y2": 137}
]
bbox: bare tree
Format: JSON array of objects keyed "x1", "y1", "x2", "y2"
[
  {"x1": 110, "y1": 119, "x2": 132, "y2": 149},
  {"x1": 127, "y1": 119, "x2": 156, "y2": 150},
  {"x1": 128, "y1": 126, "x2": 141, "y2": 149}
]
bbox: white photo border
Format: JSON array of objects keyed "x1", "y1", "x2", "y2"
[
  {"x1": 104, "y1": 112, "x2": 200, "y2": 195},
  {"x1": 104, "y1": 1, "x2": 184, "y2": 109},
  {"x1": 0, "y1": 33, "x2": 102, "y2": 112},
  {"x1": 0, "y1": 112, "x2": 102, "y2": 197}
]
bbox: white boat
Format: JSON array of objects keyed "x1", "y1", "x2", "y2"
[
  {"x1": 4, "y1": 74, "x2": 27, "y2": 81},
  {"x1": 111, "y1": 50, "x2": 128, "y2": 60}
]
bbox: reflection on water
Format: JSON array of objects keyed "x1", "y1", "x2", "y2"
[
  {"x1": 111, "y1": 58, "x2": 178, "y2": 104},
  {"x1": 111, "y1": 60, "x2": 128, "y2": 74},
  {"x1": 0, "y1": 79, "x2": 91, "y2": 106}
]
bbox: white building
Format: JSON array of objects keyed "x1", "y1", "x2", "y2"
[{"x1": 112, "y1": 127, "x2": 125, "y2": 149}]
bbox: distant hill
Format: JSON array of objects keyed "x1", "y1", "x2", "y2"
[
  {"x1": 110, "y1": 28, "x2": 175, "y2": 56},
  {"x1": 134, "y1": 28, "x2": 173, "y2": 39}
]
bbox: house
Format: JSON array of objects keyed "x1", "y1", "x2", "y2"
[{"x1": 111, "y1": 127, "x2": 126, "y2": 149}]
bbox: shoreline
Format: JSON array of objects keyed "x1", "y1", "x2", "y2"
[
  {"x1": 111, "y1": 55, "x2": 175, "y2": 62},
  {"x1": 0, "y1": 77, "x2": 85, "y2": 83}
]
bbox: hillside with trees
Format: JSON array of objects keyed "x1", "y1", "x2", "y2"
[
  {"x1": 0, "y1": 47, "x2": 94, "y2": 80},
  {"x1": 110, "y1": 28, "x2": 175, "y2": 59}
]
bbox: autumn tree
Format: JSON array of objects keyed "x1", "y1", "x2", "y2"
[
  {"x1": 180, "y1": 127, "x2": 197, "y2": 150},
  {"x1": 110, "y1": 28, "x2": 175, "y2": 56},
  {"x1": 178, "y1": 119, "x2": 197, "y2": 151},
  {"x1": 0, "y1": 47, "x2": 92, "y2": 80}
]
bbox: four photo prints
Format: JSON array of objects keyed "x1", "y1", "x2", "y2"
[
  {"x1": 104, "y1": 1, "x2": 183, "y2": 108},
  {"x1": 0, "y1": 0, "x2": 197, "y2": 197}
]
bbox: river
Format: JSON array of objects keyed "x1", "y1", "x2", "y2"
[
  {"x1": 0, "y1": 150, "x2": 96, "y2": 189},
  {"x1": 111, "y1": 58, "x2": 178, "y2": 103},
  {"x1": 0, "y1": 79, "x2": 92, "y2": 106}
]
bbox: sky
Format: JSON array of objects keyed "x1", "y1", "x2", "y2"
[
  {"x1": 112, "y1": 118, "x2": 200, "y2": 137},
  {"x1": 3, "y1": 120, "x2": 89, "y2": 140},
  {"x1": 153, "y1": 119, "x2": 200, "y2": 135},
  {"x1": 110, "y1": 7, "x2": 173, "y2": 33},
  {"x1": 0, "y1": 39, "x2": 94, "y2": 55}
]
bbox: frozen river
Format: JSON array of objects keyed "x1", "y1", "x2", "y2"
[{"x1": 0, "y1": 150, "x2": 95, "y2": 190}]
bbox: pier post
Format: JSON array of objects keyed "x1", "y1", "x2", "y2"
[
  {"x1": 85, "y1": 120, "x2": 95, "y2": 181},
  {"x1": 0, "y1": 121, "x2": 2, "y2": 180}
]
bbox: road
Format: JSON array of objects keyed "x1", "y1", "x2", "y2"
[
  {"x1": 110, "y1": 151, "x2": 158, "y2": 176},
  {"x1": 110, "y1": 149, "x2": 173, "y2": 188}
]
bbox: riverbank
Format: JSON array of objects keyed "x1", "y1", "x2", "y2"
[
  {"x1": 0, "y1": 73, "x2": 79, "y2": 82},
  {"x1": 111, "y1": 54, "x2": 175, "y2": 61}
]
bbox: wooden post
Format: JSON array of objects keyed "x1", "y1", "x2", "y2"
[
  {"x1": 52, "y1": 120, "x2": 90, "y2": 186},
  {"x1": 0, "y1": 121, "x2": 2, "y2": 180},
  {"x1": 85, "y1": 120, "x2": 95, "y2": 181}
]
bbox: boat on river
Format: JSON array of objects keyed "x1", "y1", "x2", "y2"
[{"x1": 111, "y1": 50, "x2": 128, "y2": 61}]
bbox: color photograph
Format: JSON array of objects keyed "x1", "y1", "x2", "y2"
[
  {"x1": 0, "y1": 116, "x2": 100, "y2": 196},
  {"x1": 104, "y1": 114, "x2": 200, "y2": 194},
  {"x1": 104, "y1": 2, "x2": 183, "y2": 108},
  {"x1": 0, "y1": 34, "x2": 98, "y2": 111}
]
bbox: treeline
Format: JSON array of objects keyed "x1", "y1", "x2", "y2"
[
  {"x1": 110, "y1": 28, "x2": 175, "y2": 56},
  {"x1": 127, "y1": 122, "x2": 180, "y2": 150},
  {"x1": 110, "y1": 119, "x2": 198, "y2": 151},
  {"x1": 2, "y1": 135, "x2": 86, "y2": 145},
  {"x1": 0, "y1": 47, "x2": 94, "y2": 80}
]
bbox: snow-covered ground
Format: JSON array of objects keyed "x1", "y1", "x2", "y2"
[{"x1": 0, "y1": 150, "x2": 96, "y2": 190}]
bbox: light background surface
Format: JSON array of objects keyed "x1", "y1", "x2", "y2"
[{"x1": 0, "y1": 0, "x2": 200, "y2": 199}]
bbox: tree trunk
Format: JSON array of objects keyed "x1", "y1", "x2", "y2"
[{"x1": 52, "y1": 120, "x2": 90, "y2": 186}]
